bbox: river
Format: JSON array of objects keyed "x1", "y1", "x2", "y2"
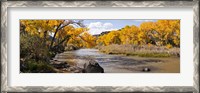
[{"x1": 54, "y1": 49, "x2": 180, "y2": 73}]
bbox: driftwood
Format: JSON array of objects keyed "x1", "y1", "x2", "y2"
[{"x1": 50, "y1": 60, "x2": 69, "y2": 69}]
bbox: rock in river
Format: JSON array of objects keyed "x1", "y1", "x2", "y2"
[
  {"x1": 82, "y1": 60, "x2": 104, "y2": 73},
  {"x1": 142, "y1": 67, "x2": 151, "y2": 72}
]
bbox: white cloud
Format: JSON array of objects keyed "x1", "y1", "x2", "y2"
[
  {"x1": 87, "y1": 22, "x2": 116, "y2": 35},
  {"x1": 88, "y1": 22, "x2": 102, "y2": 28},
  {"x1": 103, "y1": 23, "x2": 113, "y2": 29}
]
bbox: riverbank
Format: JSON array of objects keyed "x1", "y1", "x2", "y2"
[{"x1": 97, "y1": 44, "x2": 180, "y2": 57}]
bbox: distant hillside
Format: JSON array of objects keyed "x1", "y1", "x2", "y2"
[{"x1": 93, "y1": 31, "x2": 111, "y2": 37}]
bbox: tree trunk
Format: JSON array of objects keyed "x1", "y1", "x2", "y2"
[
  {"x1": 52, "y1": 35, "x2": 71, "y2": 49},
  {"x1": 49, "y1": 23, "x2": 62, "y2": 50},
  {"x1": 43, "y1": 31, "x2": 47, "y2": 47}
]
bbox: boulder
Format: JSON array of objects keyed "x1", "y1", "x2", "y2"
[
  {"x1": 82, "y1": 60, "x2": 104, "y2": 73},
  {"x1": 69, "y1": 66, "x2": 76, "y2": 71},
  {"x1": 142, "y1": 67, "x2": 151, "y2": 72}
]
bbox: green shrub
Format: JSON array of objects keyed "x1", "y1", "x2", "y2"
[
  {"x1": 21, "y1": 59, "x2": 56, "y2": 73},
  {"x1": 20, "y1": 34, "x2": 50, "y2": 61},
  {"x1": 20, "y1": 33, "x2": 57, "y2": 73}
]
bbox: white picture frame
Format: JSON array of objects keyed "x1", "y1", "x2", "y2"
[{"x1": 1, "y1": 1, "x2": 199, "y2": 93}]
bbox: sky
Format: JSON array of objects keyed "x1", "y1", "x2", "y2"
[{"x1": 81, "y1": 19, "x2": 157, "y2": 35}]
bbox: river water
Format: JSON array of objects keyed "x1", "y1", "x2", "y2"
[{"x1": 54, "y1": 49, "x2": 180, "y2": 73}]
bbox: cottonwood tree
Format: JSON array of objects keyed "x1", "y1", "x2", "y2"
[
  {"x1": 20, "y1": 20, "x2": 86, "y2": 51},
  {"x1": 96, "y1": 20, "x2": 180, "y2": 48}
]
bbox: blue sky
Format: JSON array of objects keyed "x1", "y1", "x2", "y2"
[{"x1": 81, "y1": 19, "x2": 157, "y2": 35}]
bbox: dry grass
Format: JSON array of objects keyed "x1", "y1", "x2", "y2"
[{"x1": 98, "y1": 44, "x2": 180, "y2": 57}]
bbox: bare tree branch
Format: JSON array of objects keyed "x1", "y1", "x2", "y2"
[{"x1": 49, "y1": 20, "x2": 85, "y2": 51}]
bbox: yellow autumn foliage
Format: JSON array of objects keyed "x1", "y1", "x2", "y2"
[
  {"x1": 20, "y1": 20, "x2": 96, "y2": 48},
  {"x1": 96, "y1": 20, "x2": 180, "y2": 47},
  {"x1": 20, "y1": 20, "x2": 180, "y2": 49}
]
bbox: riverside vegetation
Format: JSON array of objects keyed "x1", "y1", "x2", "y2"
[
  {"x1": 98, "y1": 44, "x2": 179, "y2": 57},
  {"x1": 20, "y1": 20, "x2": 180, "y2": 73}
]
